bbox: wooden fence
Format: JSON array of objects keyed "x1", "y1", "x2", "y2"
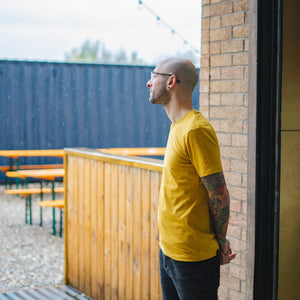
[{"x1": 64, "y1": 148, "x2": 163, "y2": 300}]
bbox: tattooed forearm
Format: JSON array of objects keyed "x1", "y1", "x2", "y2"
[{"x1": 201, "y1": 171, "x2": 230, "y2": 248}]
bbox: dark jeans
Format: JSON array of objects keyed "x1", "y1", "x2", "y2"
[{"x1": 159, "y1": 248, "x2": 220, "y2": 300}]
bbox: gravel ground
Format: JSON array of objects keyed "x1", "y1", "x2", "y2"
[{"x1": 0, "y1": 183, "x2": 64, "y2": 293}]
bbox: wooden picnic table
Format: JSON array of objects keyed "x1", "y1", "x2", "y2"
[
  {"x1": 0, "y1": 150, "x2": 64, "y2": 187},
  {"x1": 16, "y1": 168, "x2": 65, "y2": 235},
  {"x1": 0, "y1": 149, "x2": 64, "y2": 159},
  {"x1": 0, "y1": 149, "x2": 64, "y2": 171},
  {"x1": 16, "y1": 168, "x2": 65, "y2": 181}
]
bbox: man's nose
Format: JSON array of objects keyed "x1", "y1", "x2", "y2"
[{"x1": 147, "y1": 79, "x2": 152, "y2": 87}]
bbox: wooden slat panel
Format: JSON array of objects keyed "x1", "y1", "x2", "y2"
[
  {"x1": 111, "y1": 163, "x2": 119, "y2": 300},
  {"x1": 104, "y1": 163, "x2": 112, "y2": 299},
  {"x1": 66, "y1": 156, "x2": 79, "y2": 288},
  {"x1": 158, "y1": 173, "x2": 162, "y2": 300},
  {"x1": 78, "y1": 157, "x2": 86, "y2": 293},
  {"x1": 64, "y1": 148, "x2": 163, "y2": 173},
  {"x1": 126, "y1": 166, "x2": 134, "y2": 300},
  {"x1": 118, "y1": 165, "x2": 126, "y2": 299},
  {"x1": 150, "y1": 172, "x2": 161, "y2": 300},
  {"x1": 97, "y1": 161, "x2": 105, "y2": 300},
  {"x1": 90, "y1": 160, "x2": 98, "y2": 299},
  {"x1": 65, "y1": 150, "x2": 163, "y2": 300},
  {"x1": 84, "y1": 158, "x2": 92, "y2": 296},
  {"x1": 141, "y1": 169, "x2": 151, "y2": 299},
  {"x1": 133, "y1": 167, "x2": 142, "y2": 300},
  {"x1": 100, "y1": 147, "x2": 165, "y2": 156}
]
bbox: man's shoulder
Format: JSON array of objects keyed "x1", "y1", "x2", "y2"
[
  {"x1": 187, "y1": 111, "x2": 216, "y2": 135},
  {"x1": 172, "y1": 110, "x2": 217, "y2": 143}
]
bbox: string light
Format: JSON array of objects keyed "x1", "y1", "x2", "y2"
[{"x1": 138, "y1": 0, "x2": 200, "y2": 55}]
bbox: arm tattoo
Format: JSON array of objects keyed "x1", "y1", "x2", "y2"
[{"x1": 201, "y1": 171, "x2": 230, "y2": 248}]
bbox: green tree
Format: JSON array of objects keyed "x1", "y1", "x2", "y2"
[
  {"x1": 130, "y1": 52, "x2": 145, "y2": 65},
  {"x1": 64, "y1": 40, "x2": 101, "y2": 62},
  {"x1": 64, "y1": 39, "x2": 146, "y2": 65},
  {"x1": 114, "y1": 49, "x2": 128, "y2": 64}
]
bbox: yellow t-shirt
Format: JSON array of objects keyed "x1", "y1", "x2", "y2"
[{"x1": 158, "y1": 110, "x2": 222, "y2": 261}]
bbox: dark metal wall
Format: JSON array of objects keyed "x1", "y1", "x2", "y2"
[
  {"x1": 0, "y1": 60, "x2": 199, "y2": 169},
  {"x1": 252, "y1": 0, "x2": 282, "y2": 298}
]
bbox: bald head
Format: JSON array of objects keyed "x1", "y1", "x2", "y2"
[{"x1": 157, "y1": 58, "x2": 198, "y2": 94}]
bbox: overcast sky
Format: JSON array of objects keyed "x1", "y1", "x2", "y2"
[{"x1": 0, "y1": 0, "x2": 202, "y2": 66}]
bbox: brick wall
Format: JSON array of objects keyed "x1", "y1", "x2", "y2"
[{"x1": 200, "y1": 1, "x2": 249, "y2": 299}]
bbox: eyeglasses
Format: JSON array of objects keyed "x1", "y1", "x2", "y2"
[{"x1": 151, "y1": 71, "x2": 180, "y2": 83}]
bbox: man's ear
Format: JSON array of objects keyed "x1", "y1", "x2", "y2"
[{"x1": 167, "y1": 75, "x2": 177, "y2": 89}]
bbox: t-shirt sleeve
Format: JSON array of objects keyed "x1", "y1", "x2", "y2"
[{"x1": 186, "y1": 126, "x2": 223, "y2": 177}]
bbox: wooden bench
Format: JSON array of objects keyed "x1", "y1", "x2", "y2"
[
  {"x1": 0, "y1": 164, "x2": 64, "y2": 172},
  {"x1": 5, "y1": 187, "x2": 64, "y2": 195},
  {"x1": 38, "y1": 200, "x2": 65, "y2": 237},
  {"x1": 5, "y1": 187, "x2": 64, "y2": 226},
  {"x1": 5, "y1": 171, "x2": 28, "y2": 179},
  {"x1": 1, "y1": 164, "x2": 63, "y2": 188},
  {"x1": 38, "y1": 200, "x2": 64, "y2": 209}
]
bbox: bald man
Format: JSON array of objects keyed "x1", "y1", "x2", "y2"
[{"x1": 147, "y1": 58, "x2": 235, "y2": 300}]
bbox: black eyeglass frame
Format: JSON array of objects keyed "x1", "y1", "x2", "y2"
[{"x1": 151, "y1": 71, "x2": 180, "y2": 83}]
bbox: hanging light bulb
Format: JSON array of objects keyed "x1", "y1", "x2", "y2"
[{"x1": 137, "y1": 0, "x2": 143, "y2": 10}]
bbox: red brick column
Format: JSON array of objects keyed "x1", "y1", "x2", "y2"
[{"x1": 200, "y1": 1, "x2": 249, "y2": 299}]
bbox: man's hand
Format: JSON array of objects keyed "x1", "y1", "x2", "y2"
[{"x1": 220, "y1": 239, "x2": 236, "y2": 265}]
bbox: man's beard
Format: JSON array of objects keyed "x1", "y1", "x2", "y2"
[{"x1": 149, "y1": 86, "x2": 170, "y2": 105}]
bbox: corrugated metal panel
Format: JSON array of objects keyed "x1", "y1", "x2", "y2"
[
  {"x1": 0, "y1": 285, "x2": 93, "y2": 300},
  {"x1": 0, "y1": 60, "x2": 200, "y2": 180}
]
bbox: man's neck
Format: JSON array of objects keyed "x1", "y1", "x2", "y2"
[{"x1": 164, "y1": 101, "x2": 193, "y2": 123}]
